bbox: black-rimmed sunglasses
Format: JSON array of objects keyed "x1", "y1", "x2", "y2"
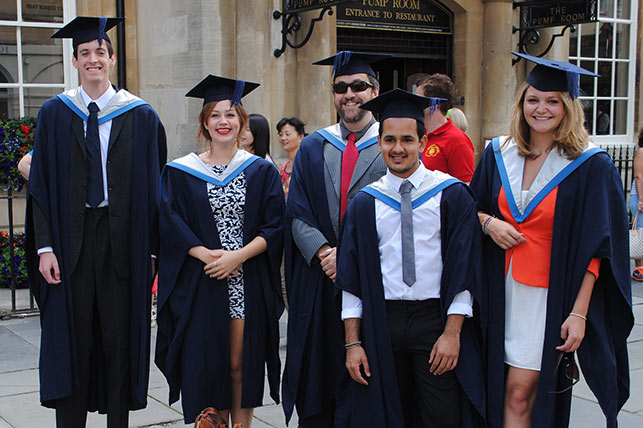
[
  {"x1": 332, "y1": 80, "x2": 373, "y2": 94},
  {"x1": 549, "y1": 352, "x2": 579, "y2": 394}
]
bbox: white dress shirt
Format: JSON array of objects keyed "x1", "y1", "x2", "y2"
[
  {"x1": 37, "y1": 84, "x2": 116, "y2": 255},
  {"x1": 342, "y1": 164, "x2": 473, "y2": 319}
]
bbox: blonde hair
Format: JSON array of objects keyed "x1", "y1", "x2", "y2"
[
  {"x1": 509, "y1": 81, "x2": 589, "y2": 160},
  {"x1": 196, "y1": 101, "x2": 249, "y2": 152},
  {"x1": 448, "y1": 108, "x2": 468, "y2": 133}
]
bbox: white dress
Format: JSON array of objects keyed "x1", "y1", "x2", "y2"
[{"x1": 504, "y1": 187, "x2": 548, "y2": 372}]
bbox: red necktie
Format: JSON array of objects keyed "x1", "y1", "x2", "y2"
[{"x1": 340, "y1": 132, "x2": 358, "y2": 220}]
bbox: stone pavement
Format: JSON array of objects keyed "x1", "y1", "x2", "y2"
[{"x1": 1, "y1": 282, "x2": 642, "y2": 428}]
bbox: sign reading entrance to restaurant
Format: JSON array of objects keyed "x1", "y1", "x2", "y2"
[
  {"x1": 521, "y1": 0, "x2": 597, "y2": 29},
  {"x1": 337, "y1": 0, "x2": 452, "y2": 35},
  {"x1": 286, "y1": 0, "x2": 353, "y2": 13}
]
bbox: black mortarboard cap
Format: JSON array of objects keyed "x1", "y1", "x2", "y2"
[
  {"x1": 313, "y1": 51, "x2": 390, "y2": 78},
  {"x1": 185, "y1": 75, "x2": 260, "y2": 106},
  {"x1": 51, "y1": 16, "x2": 123, "y2": 48},
  {"x1": 512, "y1": 52, "x2": 599, "y2": 100},
  {"x1": 360, "y1": 88, "x2": 446, "y2": 124}
]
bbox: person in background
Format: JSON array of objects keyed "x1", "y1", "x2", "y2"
[
  {"x1": 155, "y1": 75, "x2": 284, "y2": 428},
  {"x1": 470, "y1": 52, "x2": 632, "y2": 428},
  {"x1": 27, "y1": 16, "x2": 167, "y2": 427},
  {"x1": 416, "y1": 74, "x2": 475, "y2": 183},
  {"x1": 240, "y1": 113, "x2": 275, "y2": 165},
  {"x1": 277, "y1": 116, "x2": 305, "y2": 196},
  {"x1": 447, "y1": 107, "x2": 468, "y2": 133},
  {"x1": 630, "y1": 129, "x2": 643, "y2": 279}
]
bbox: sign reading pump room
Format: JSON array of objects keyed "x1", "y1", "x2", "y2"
[
  {"x1": 336, "y1": 0, "x2": 452, "y2": 34},
  {"x1": 520, "y1": 0, "x2": 597, "y2": 29}
]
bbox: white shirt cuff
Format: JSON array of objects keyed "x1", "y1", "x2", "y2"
[
  {"x1": 446, "y1": 290, "x2": 473, "y2": 318},
  {"x1": 341, "y1": 290, "x2": 363, "y2": 320},
  {"x1": 37, "y1": 247, "x2": 53, "y2": 255}
]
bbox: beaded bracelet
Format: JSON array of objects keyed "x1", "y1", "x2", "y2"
[
  {"x1": 569, "y1": 312, "x2": 587, "y2": 321},
  {"x1": 345, "y1": 341, "x2": 362, "y2": 350},
  {"x1": 482, "y1": 216, "x2": 495, "y2": 235}
]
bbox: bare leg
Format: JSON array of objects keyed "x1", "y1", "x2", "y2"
[
  {"x1": 230, "y1": 318, "x2": 253, "y2": 427},
  {"x1": 503, "y1": 366, "x2": 540, "y2": 428}
]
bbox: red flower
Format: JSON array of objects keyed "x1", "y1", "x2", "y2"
[{"x1": 20, "y1": 125, "x2": 31, "y2": 137}]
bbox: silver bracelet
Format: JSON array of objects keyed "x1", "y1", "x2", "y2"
[
  {"x1": 569, "y1": 312, "x2": 587, "y2": 321},
  {"x1": 345, "y1": 341, "x2": 362, "y2": 350}
]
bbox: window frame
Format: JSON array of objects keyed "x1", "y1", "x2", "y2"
[
  {"x1": 568, "y1": 0, "x2": 638, "y2": 144},
  {"x1": 0, "y1": 0, "x2": 77, "y2": 118}
]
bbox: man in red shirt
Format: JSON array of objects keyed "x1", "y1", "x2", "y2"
[{"x1": 415, "y1": 74, "x2": 475, "y2": 183}]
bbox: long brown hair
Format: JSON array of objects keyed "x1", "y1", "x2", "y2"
[
  {"x1": 196, "y1": 100, "x2": 249, "y2": 152},
  {"x1": 509, "y1": 81, "x2": 590, "y2": 160}
]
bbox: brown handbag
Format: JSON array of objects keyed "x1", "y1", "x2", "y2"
[{"x1": 194, "y1": 408, "x2": 228, "y2": 428}]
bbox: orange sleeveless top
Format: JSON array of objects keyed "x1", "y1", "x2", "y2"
[{"x1": 498, "y1": 186, "x2": 599, "y2": 287}]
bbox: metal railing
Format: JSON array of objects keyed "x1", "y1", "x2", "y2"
[{"x1": 1, "y1": 185, "x2": 36, "y2": 319}]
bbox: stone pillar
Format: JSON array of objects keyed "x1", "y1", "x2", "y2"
[
  {"x1": 446, "y1": 0, "x2": 485, "y2": 156},
  {"x1": 480, "y1": 0, "x2": 516, "y2": 146}
]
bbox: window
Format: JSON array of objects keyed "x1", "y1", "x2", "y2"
[
  {"x1": 569, "y1": 0, "x2": 637, "y2": 143},
  {"x1": 0, "y1": 0, "x2": 76, "y2": 120}
]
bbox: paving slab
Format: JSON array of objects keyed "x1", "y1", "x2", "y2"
[
  {"x1": 570, "y1": 396, "x2": 643, "y2": 428},
  {"x1": 0, "y1": 368, "x2": 39, "y2": 398},
  {"x1": 0, "y1": 326, "x2": 38, "y2": 373}
]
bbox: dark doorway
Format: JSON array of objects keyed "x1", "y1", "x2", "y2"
[{"x1": 337, "y1": 26, "x2": 451, "y2": 93}]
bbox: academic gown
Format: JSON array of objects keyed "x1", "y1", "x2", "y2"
[
  {"x1": 282, "y1": 126, "x2": 386, "y2": 424},
  {"x1": 154, "y1": 152, "x2": 285, "y2": 423},
  {"x1": 335, "y1": 178, "x2": 487, "y2": 428},
  {"x1": 469, "y1": 139, "x2": 633, "y2": 428},
  {"x1": 26, "y1": 89, "x2": 167, "y2": 411}
]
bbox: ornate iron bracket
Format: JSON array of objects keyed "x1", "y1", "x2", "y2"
[
  {"x1": 273, "y1": 4, "x2": 333, "y2": 58},
  {"x1": 511, "y1": 24, "x2": 576, "y2": 65},
  {"x1": 511, "y1": 0, "x2": 597, "y2": 65}
]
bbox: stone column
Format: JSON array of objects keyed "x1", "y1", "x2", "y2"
[
  {"x1": 480, "y1": 0, "x2": 516, "y2": 146},
  {"x1": 446, "y1": 0, "x2": 485, "y2": 156}
]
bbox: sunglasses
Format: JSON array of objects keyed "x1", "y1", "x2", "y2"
[
  {"x1": 549, "y1": 352, "x2": 579, "y2": 394},
  {"x1": 332, "y1": 80, "x2": 373, "y2": 94}
]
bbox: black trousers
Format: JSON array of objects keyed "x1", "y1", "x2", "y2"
[
  {"x1": 55, "y1": 207, "x2": 130, "y2": 428},
  {"x1": 386, "y1": 299, "x2": 462, "y2": 428}
]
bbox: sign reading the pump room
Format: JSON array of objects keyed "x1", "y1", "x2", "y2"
[
  {"x1": 521, "y1": 0, "x2": 597, "y2": 29},
  {"x1": 336, "y1": 0, "x2": 452, "y2": 34}
]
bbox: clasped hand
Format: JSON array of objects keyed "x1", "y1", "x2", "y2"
[
  {"x1": 487, "y1": 218, "x2": 527, "y2": 250},
  {"x1": 193, "y1": 247, "x2": 243, "y2": 280}
]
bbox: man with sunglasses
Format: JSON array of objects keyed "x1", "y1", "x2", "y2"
[{"x1": 282, "y1": 51, "x2": 388, "y2": 428}]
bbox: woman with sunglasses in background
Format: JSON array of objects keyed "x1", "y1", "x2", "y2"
[
  {"x1": 469, "y1": 53, "x2": 632, "y2": 428},
  {"x1": 276, "y1": 117, "x2": 305, "y2": 197},
  {"x1": 240, "y1": 113, "x2": 276, "y2": 166},
  {"x1": 155, "y1": 76, "x2": 285, "y2": 427}
]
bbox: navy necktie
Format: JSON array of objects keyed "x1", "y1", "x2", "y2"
[
  {"x1": 86, "y1": 102, "x2": 103, "y2": 208},
  {"x1": 400, "y1": 180, "x2": 416, "y2": 287}
]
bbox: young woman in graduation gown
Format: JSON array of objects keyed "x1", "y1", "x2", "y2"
[
  {"x1": 155, "y1": 76, "x2": 285, "y2": 427},
  {"x1": 469, "y1": 53, "x2": 633, "y2": 428}
]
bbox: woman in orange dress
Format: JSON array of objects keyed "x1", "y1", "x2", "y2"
[{"x1": 469, "y1": 53, "x2": 633, "y2": 428}]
